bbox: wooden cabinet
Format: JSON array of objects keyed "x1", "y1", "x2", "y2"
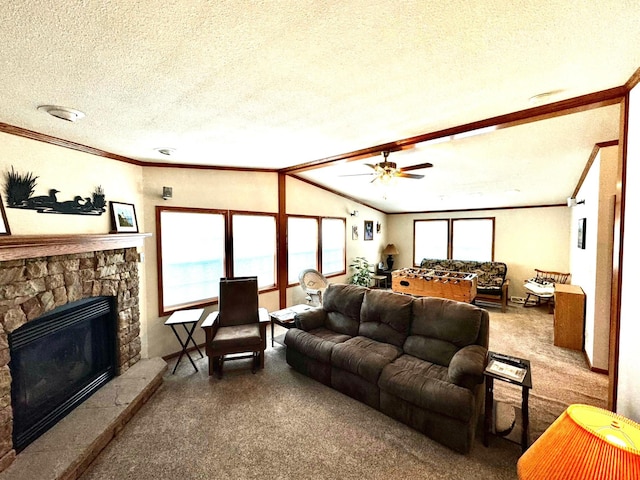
[{"x1": 553, "y1": 284, "x2": 585, "y2": 350}]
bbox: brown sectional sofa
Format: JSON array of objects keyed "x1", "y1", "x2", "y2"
[{"x1": 284, "y1": 283, "x2": 489, "y2": 453}]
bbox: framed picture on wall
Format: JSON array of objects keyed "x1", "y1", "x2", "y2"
[
  {"x1": 110, "y1": 201, "x2": 139, "y2": 233},
  {"x1": 0, "y1": 199, "x2": 10, "y2": 235},
  {"x1": 352, "y1": 225, "x2": 359, "y2": 240},
  {"x1": 364, "y1": 220, "x2": 374, "y2": 241},
  {"x1": 578, "y1": 218, "x2": 586, "y2": 249}
]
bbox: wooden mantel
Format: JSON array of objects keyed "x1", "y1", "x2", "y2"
[{"x1": 0, "y1": 233, "x2": 152, "y2": 261}]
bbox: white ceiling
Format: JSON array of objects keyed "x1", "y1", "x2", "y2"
[{"x1": 1, "y1": 1, "x2": 638, "y2": 212}]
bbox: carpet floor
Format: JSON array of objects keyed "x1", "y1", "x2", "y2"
[{"x1": 80, "y1": 303, "x2": 607, "y2": 480}]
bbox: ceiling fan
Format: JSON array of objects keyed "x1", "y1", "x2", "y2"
[{"x1": 342, "y1": 151, "x2": 433, "y2": 183}]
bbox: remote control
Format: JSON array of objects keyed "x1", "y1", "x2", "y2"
[{"x1": 492, "y1": 353, "x2": 525, "y2": 366}]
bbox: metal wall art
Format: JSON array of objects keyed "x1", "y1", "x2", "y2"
[{"x1": 4, "y1": 167, "x2": 106, "y2": 215}]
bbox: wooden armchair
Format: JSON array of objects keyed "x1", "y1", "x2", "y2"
[
  {"x1": 201, "y1": 277, "x2": 268, "y2": 378},
  {"x1": 524, "y1": 269, "x2": 571, "y2": 312}
]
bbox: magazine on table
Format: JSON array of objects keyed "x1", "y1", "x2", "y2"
[
  {"x1": 271, "y1": 304, "x2": 313, "y2": 321},
  {"x1": 486, "y1": 359, "x2": 527, "y2": 383}
]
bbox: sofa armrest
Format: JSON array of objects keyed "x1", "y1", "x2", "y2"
[
  {"x1": 294, "y1": 307, "x2": 326, "y2": 331},
  {"x1": 502, "y1": 278, "x2": 510, "y2": 295},
  {"x1": 448, "y1": 345, "x2": 488, "y2": 389}
]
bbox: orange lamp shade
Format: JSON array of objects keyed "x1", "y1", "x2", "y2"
[{"x1": 518, "y1": 404, "x2": 640, "y2": 479}]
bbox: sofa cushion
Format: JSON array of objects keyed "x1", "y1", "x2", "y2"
[
  {"x1": 211, "y1": 324, "x2": 262, "y2": 349},
  {"x1": 306, "y1": 327, "x2": 352, "y2": 344},
  {"x1": 284, "y1": 328, "x2": 341, "y2": 364},
  {"x1": 332, "y1": 336, "x2": 403, "y2": 384},
  {"x1": 359, "y1": 289, "x2": 413, "y2": 347},
  {"x1": 378, "y1": 354, "x2": 476, "y2": 422},
  {"x1": 404, "y1": 297, "x2": 483, "y2": 367},
  {"x1": 322, "y1": 283, "x2": 367, "y2": 336}
]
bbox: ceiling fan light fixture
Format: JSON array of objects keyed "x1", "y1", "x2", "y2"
[{"x1": 37, "y1": 105, "x2": 85, "y2": 122}]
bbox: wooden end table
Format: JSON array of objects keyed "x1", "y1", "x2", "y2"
[
  {"x1": 269, "y1": 304, "x2": 313, "y2": 347},
  {"x1": 483, "y1": 351, "x2": 533, "y2": 453}
]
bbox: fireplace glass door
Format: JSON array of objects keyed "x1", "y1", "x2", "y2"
[{"x1": 9, "y1": 296, "x2": 117, "y2": 452}]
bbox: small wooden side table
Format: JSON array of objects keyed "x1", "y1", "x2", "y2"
[
  {"x1": 165, "y1": 308, "x2": 205, "y2": 374},
  {"x1": 371, "y1": 274, "x2": 388, "y2": 288},
  {"x1": 269, "y1": 304, "x2": 313, "y2": 347},
  {"x1": 483, "y1": 351, "x2": 533, "y2": 453}
]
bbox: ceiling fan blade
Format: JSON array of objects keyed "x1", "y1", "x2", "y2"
[
  {"x1": 400, "y1": 162, "x2": 433, "y2": 172},
  {"x1": 396, "y1": 173, "x2": 424, "y2": 179}
]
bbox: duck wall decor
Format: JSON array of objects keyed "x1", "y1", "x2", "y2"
[{"x1": 4, "y1": 166, "x2": 106, "y2": 215}]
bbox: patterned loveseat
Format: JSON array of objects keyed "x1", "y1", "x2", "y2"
[{"x1": 420, "y1": 259, "x2": 509, "y2": 312}]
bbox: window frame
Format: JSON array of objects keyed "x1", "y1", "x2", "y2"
[
  {"x1": 156, "y1": 206, "x2": 278, "y2": 316},
  {"x1": 451, "y1": 217, "x2": 495, "y2": 261},
  {"x1": 413, "y1": 219, "x2": 450, "y2": 265},
  {"x1": 286, "y1": 214, "x2": 346, "y2": 286},
  {"x1": 321, "y1": 216, "x2": 347, "y2": 276},
  {"x1": 229, "y1": 210, "x2": 278, "y2": 289},
  {"x1": 413, "y1": 217, "x2": 495, "y2": 266}
]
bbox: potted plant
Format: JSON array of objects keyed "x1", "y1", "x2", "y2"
[{"x1": 349, "y1": 257, "x2": 373, "y2": 287}]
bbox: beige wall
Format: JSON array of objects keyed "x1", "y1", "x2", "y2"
[
  {"x1": 285, "y1": 176, "x2": 387, "y2": 305},
  {"x1": 141, "y1": 172, "x2": 382, "y2": 358},
  {"x1": 0, "y1": 132, "x2": 143, "y2": 235},
  {"x1": 141, "y1": 167, "x2": 281, "y2": 358},
  {"x1": 571, "y1": 146, "x2": 617, "y2": 370},
  {"x1": 0, "y1": 132, "x2": 149, "y2": 356},
  {"x1": 387, "y1": 206, "x2": 571, "y2": 300}
]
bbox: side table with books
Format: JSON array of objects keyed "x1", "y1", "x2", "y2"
[
  {"x1": 269, "y1": 304, "x2": 313, "y2": 347},
  {"x1": 483, "y1": 351, "x2": 533, "y2": 453}
]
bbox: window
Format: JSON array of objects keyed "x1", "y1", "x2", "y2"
[
  {"x1": 321, "y1": 217, "x2": 346, "y2": 275},
  {"x1": 413, "y1": 217, "x2": 495, "y2": 264},
  {"x1": 287, "y1": 215, "x2": 346, "y2": 283},
  {"x1": 414, "y1": 219, "x2": 449, "y2": 264},
  {"x1": 452, "y1": 218, "x2": 494, "y2": 261},
  {"x1": 158, "y1": 209, "x2": 225, "y2": 314},
  {"x1": 287, "y1": 217, "x2": 318, "y2": 283},
  {"x1": 232, "y1": 214, "x2": 277, "y2": 288},
  {"x1": 157, "y1": 207, "x2": 278, "y2": 315}
]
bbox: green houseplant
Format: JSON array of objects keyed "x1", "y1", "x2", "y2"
[{"x1": 349, "y1": 257, "x2": 373, "y2": 287}]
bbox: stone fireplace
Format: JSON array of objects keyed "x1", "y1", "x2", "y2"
[{"x1": 0, "y1": 233, "x2": 148, "y2": 473}]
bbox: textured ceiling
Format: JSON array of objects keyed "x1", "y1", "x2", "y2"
[{"x1": 1, "y1": 1, "x2": 638, "y2": 212}]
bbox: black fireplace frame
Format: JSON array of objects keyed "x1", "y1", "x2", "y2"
[{"x1": 8, "y1": 296, "x2": 117, "y2": 452}]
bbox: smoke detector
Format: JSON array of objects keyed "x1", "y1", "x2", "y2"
[
  {"x1": 37, "y1": 105, "x2": 85, "y2": 122},
  {"x1": 155, "y1": 148, "x2": 176, "y2": 156}
]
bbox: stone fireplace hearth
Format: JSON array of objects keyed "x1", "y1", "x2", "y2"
[{"x1": 0, "y1": 233, "x2": 150, "y2": 474}]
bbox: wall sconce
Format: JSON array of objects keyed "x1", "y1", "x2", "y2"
[
  {"x1": 162, "y1": 186, "x2": 173, "y2": 200},
  {"x1": 567, "y1": 197, "x2": 585, "y2": 207},
  {"x1": 350, "y1": 210, "x2": 359, "y2": 217}
]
